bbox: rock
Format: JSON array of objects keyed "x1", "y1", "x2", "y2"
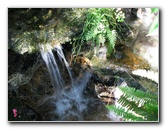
[
  {"x1": 112, "y1": 44, "x2": 151, "y2": 71},
  {"x1": 94, "y1": 44, "x2": 107, "y2": 60},
  {"x1": 8, "y1": 97, "x2": 42, "y2": 121},
  {"x1": 137, "y1": 8, "x2": 157, "y2": 27},
  {"x1": 113, "y1": 51, "x2": 124, "y2": 59},
  {"x1": 8, "y1": 8, "x2": 86, "y2": 54},
  {"x1": 132, "y1": 26, "x2": 159, "y2": 71},
  {"x1": 8, "y1": 49, "x2": 41, "y2": 90},
  {"x1": 120, "y1": 8, "x2": 159, "y2": 71},
  {"x1": 94, "y1": 74, "x2": 128, "y2": 105}
]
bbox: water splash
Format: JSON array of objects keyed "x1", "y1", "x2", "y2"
[{"x1": 55, "y1": 71, "x2": 92, "y2": 121}]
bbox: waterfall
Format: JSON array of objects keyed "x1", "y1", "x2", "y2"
[
  {"x1": 40, "y1": 44, "x2": 94, "y2": 120},
  {"x1": 55, "y1": 47, "x2": 74, "y2": 85},
  {"x1": 41, "y1": 50, "x2": 64, "y2": 94},
  {"x1": 41, "y1": 45, "x2": 74, "y2": 94}
]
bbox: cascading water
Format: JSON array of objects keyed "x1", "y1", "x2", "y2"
[
  {"x1": 40, "y1": 44, "x2": 95, "y2": 121},
  {"x1": 39, "y1": 44, "x2": 117, "y2": 121},
  {"x1": 41, "y1": 49, "x2": 64, "y2": 94},
  {"x1": 41, "y1": 44, "x2": 74, "y2": 91},
  {"x1": 55, "y1": 46, "x2": 74, "y2": 85},
  {"x1": 55, "y1": 71, "x2": 92, "y2": 121}
]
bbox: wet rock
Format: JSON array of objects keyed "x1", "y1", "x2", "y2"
[
  {"x1": 104, "y1": 76, "x2": 127, "y2": 87},
  {"x1": 8, "y1": 97, "x2": 42, "y2": 121},
  {"x1": 122, "y1": 8, "x2": 138, "y2": 21},
  {"x1": 132, "y1": 26, "x2": 159, "y2": 71},
  {"x1": 93, "y1": 73, "x2": 128, "y2": 105},
  {"x1": 93, "y1": 67, "x2": 156, "y2": 92},
  {"x1": 8, "y1": 49, "x2": 56, "y2": 121},
  {"x1": 112, "y1": 44, "x2": 151, "y2": 71},
  {"x1": 119, "y1": 8, "x2": 159, "y2": 71},
  {"x1": 114, "y1": 8, "x2": 158, "y2": 72},
  {"x1": 84, "y1": 99, "x2": 112, "y2": 121}
]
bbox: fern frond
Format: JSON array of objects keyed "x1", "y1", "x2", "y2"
[
  {"x1": 106, "y1": 86, "x2": 158, "y2": 121},
  {"x1": 105, "y1": 29, "x2": 117, "y2": 57},
  {"x1": 96, "y1": 33, "x2": 105, "y2": 45},
  {"x1": 72, "y1": 8, "x2": 125, "y2": 56},
  {"x1": 119, "y1": 86, "x2": 158, "y2": 103},
  {"x1": 106, "y1": 105, "x2": 144, "y2": 121}
]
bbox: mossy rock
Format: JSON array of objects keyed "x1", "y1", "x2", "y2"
[{"x1": 8, "y1": 8, "x2": 87, "y2": 54}]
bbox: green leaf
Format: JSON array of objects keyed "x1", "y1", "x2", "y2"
[
  {"x1": 151, "y1": 8, "x2": 158, "y2": 13},
  {"x1": 148, "y1": 16, "x2": 158, "y2": 36}
]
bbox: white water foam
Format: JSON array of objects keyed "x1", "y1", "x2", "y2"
[{"x1": 55, "y1": 71, "x2": 92, "y2": 121}]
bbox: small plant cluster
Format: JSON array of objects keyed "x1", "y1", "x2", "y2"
[{"x1": 72, "y1": 8, "x2": 125, "y2": 58}]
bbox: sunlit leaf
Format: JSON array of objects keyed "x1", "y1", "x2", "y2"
[
  {"x1": 151, "y1": 8, "x2": 158, "y2": 13},
  {"x1": 147, "y1": 16, "x2": 158, "y2": 36}
]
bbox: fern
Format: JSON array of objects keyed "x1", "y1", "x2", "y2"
[
  {"x1": 105, "y1": 29, "x2": 117, "y2": 57},
  {"x1": 107, "y1": 105, "x2": 144, "y2": 121},
  {"x1": 96, "y1": 33, "x2": 105, "y2": 45},
  {"x1": 72, "y1": 8, "x2": 125, "y2": 57},
  {"x1": 106, "y1": 86, "x2": 158, "y2": 121}
]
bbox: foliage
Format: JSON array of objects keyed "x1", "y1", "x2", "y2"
[
  {"x1": 147, "y1": 8, "x2": 159, "y2": 36},
  {"x1": 72, "y1": 8, "x2": 125, "y2": 58},
  {"x1": 151, "y1": 8, "x2": 158, "y2": 13},
  {"x1": 106, "y1": 86, "x2": 158, "y2": 121}
]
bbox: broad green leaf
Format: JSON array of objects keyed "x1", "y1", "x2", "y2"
[{"x1": 151, "y1": 8, "x2": 158, "y2": 13}]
